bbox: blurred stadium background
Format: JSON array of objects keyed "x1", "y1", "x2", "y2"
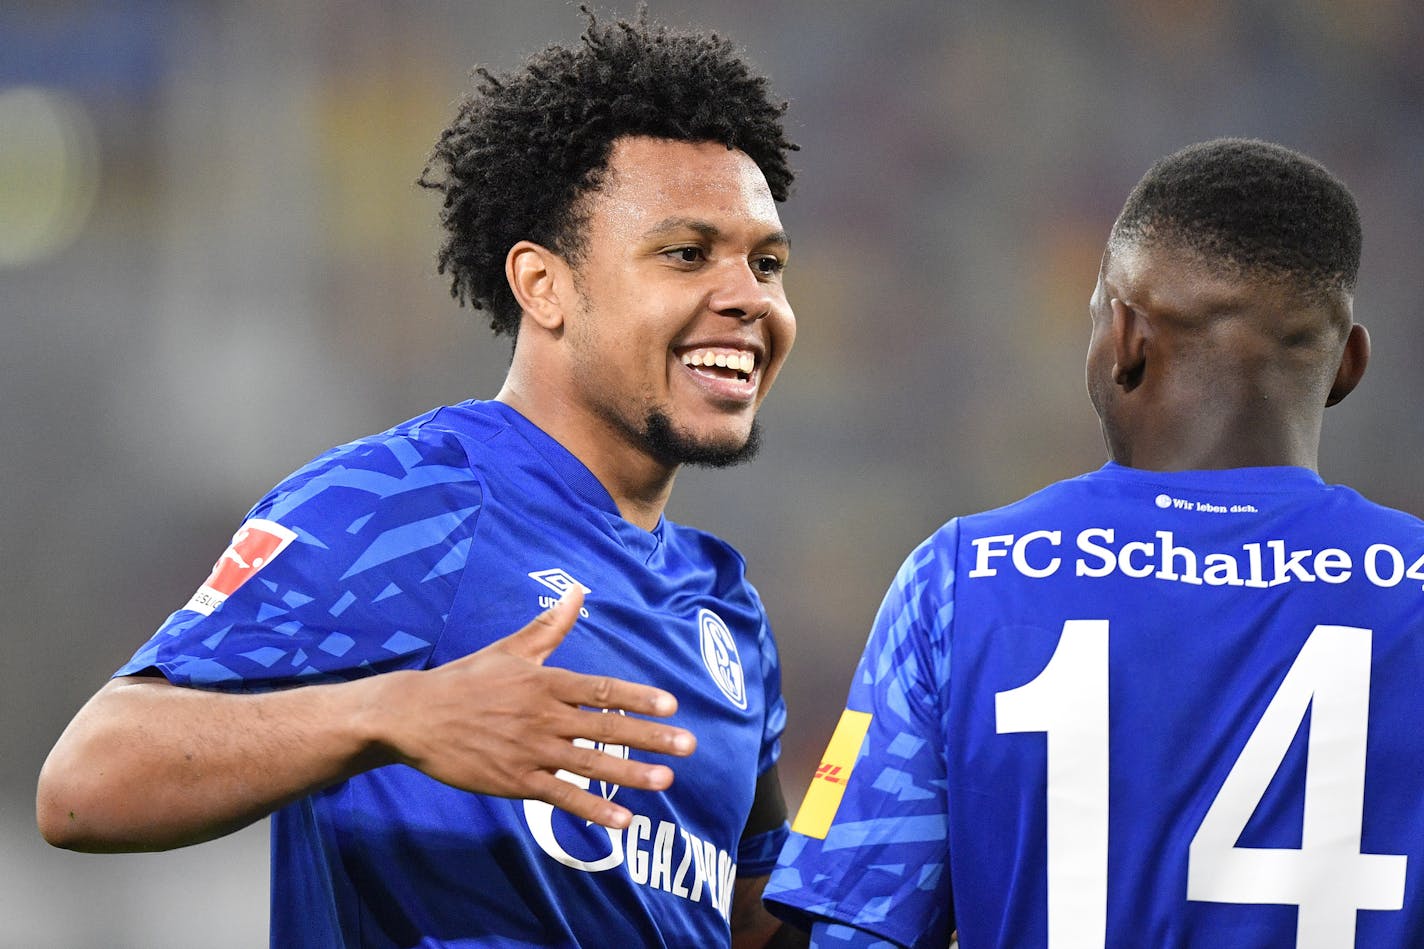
[{"x1": 3, "y1": 1, "x2": 1421, "y2": 944}]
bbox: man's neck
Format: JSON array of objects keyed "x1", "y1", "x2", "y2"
[
  {"x1": 1109, "y1": 405, "x2": 1322, "y2": 472},
  {"x1": 495, "y1": 385, "x2": 676, "y2": 532}
]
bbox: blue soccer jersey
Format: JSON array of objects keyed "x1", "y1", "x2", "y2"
[
  {"x1": 117, "y1": 400, "x2": 788, "y2": 948},
  {"x1": 766, "y1": 463, "x2": 1424, "y2": 949}
]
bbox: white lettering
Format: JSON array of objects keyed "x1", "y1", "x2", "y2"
[
  {"x1": 626, "y1": 815, "x2": 652, "y2": 884},
  {"x1": 1410, "y1": 552, "x2": 1424, "y2": 589},
  {"x1": 718, "y1": 849, "x2": 736, "y2": 919},
  {"x1": 523, "y1": 796, "x2": 623, "y2": 872},
  {"x1": 1076, "y1": 528, "x2": 1116, "y2": 577},
  {"x1": 649, "y1": 819, "x2": 676, "y2": 891},
  {"x1": 1269, "y1": 539, "x2": 1315, "y2": 586},
  {"x1": 966, "y1": 529, "x2": 1419, "y2": 593},
  {"x1": 1013, "y1": 530, "x2": 1062, "y2": 578},
  {"x1": 970, "y1": 534, "x2": 1014, "y2": 577},
  {"x1": 671, "y1": 828, "x2": 693, "y2": 898},
  {"x1": 1315, "y1": 549, "x2": 1352, "y2": 584},
  {"x1": 524, "y1": 807, "x2": 735, "y2": 921},
  {"x1": 1156, "y1": 530, "x2": 1202, "y2": 584},
  {"x1": 698, "y1": 836, "x2": 720, "y2": 907},
  {"x1": 1203, "y1": 553, "x2": 1245, "y2": 587},
  {"x1": 537, "y1": 594, "x2": 591, "y2": 618},
  {"x1": 1243, "y1": 543, "x2": 1270, "y2": 588},
  {"x1": 1365, "y1": 544, "x2": 1405, "y2": 587},
  {"x1": 683, "y1": 829, "x2": 708, "y2": 902},
  {"x1": 1120, "y1": 541, "x2": 1155, "y2": 578}
]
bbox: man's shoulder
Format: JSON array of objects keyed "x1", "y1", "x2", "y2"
[
  {"x1": 251, "y1": 402, "x2": 509, "y2": 526},
  {"x1": 945, "y1": 470, "x2": 1104, "y2": 533},
  {"x1": 284, "y1": 402, "x2": 511, "y2": 485},
  {"x1": 1322, "y1": 481, "x2": 1424, "y2": 532}
]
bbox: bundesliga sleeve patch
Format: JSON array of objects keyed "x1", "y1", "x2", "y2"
[
  {"x1": 183, "y1": 518, "x2": 298, "y2": 616},
  {"x1": 790, "y1": 708, "x2": 872, "y2": 840}
]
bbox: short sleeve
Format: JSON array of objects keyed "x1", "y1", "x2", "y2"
[
  {"x1": 117, "y1": 431, "x2": 483, "y2": 690},
  {"x1": 764, "y1": 522, "x2": 957, "y2": 949}
]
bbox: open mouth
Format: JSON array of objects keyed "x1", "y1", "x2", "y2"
[{"x1": 679, "y1": 347, "x2": 756, "y2": 383}]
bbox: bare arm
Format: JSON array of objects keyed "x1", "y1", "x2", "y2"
[
  {"x1": 731, "y1": 875, "x2": 809, "y2": 949},
  {"x1": 37, "y1": 589, "x2": 694, "y2": 852}
]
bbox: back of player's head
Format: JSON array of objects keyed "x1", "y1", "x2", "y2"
[
  {"x1": 1109, "y1": 138, "x2": 1360, "y2": 302},
  {"x1": 419, "y1": 7, "x2": 797, "y2": 337}
]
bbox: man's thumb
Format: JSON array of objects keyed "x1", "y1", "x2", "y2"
[{"x1": 501, "y1": 586, "x2": 584, "y2": 663}]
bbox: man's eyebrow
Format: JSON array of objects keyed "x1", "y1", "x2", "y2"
[{"x1": 642, "y1": 217, "x2": 791, "y2": 249}]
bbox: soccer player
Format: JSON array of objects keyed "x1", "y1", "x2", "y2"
[
  {"x1": 764, "y1": 138, "x2": 1424, "y2": 948},
  {"x1": 38, "y1": 11, "x2": 807, "y2": 948}
]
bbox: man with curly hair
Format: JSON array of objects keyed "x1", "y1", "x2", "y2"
[
  {"x1": 767, "y1": 139, "x2": 1424, "y2": 947},
  {"x1": 39, "y1": 10, "x2": 807, "y2": 948}
]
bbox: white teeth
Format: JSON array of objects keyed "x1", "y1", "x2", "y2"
[{"x1": 680, "y1": 350, "x2": 756, "y2": 376}]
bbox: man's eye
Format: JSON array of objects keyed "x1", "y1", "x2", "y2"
[
  {"x1": 667, "y1": 247, "x2": 704, "y2": 263},
  {"x1": 753, "y1": 256, "x2": 785, "y2": 275}
]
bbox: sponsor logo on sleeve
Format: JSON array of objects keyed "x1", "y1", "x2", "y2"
[
  {"x1": 791, "y1": 708, "x2": 873, "y2": 840},
  {"x1": 183, "y1": 518, "x2": 298, "y2": 616}
]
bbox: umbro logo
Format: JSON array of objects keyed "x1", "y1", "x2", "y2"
[
  {"x1": 528, "y1": 568, "x2": 591, "y2": 596},
  {"x1": 529, "y1": 568, "x2": 592, "y2": 617}
]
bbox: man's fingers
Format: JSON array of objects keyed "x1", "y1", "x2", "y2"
[
  {"x1": 543, "y1": 665, "x2": 681, "y2": 720},
  {"x1": 553, "y1": 704, "x2": 696, "y2": 758},
  {"x1": 499, "y1": 587, "x2": 584, "y2": 664},
  {"x1": 524, "y1": 771, "x2": 634, "y2": 830},
  {"x1": 558, "y1": 739, "x2": 679, "y2": 791},
  {"x1": 522, "y1": 743, "x2": 679, "y2": 829}
]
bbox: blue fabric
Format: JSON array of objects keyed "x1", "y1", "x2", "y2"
[
  {"x1": 119, "y1": 400, "x2": 787, "y2": 948},
  {"x1": 811, "y1": 920, "x2": 900, "y2": 947},
  {"x1": 768, "y1": 463, "x2": 1424, "y2": 949}
]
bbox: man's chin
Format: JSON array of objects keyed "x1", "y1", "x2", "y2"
[{"x1": 643, "y1": 413, "x2": 762, "y2": 469}]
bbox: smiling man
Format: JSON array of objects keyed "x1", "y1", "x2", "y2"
[{"x1": 38, "y1": 10, "x2": 805, "y2": 948}]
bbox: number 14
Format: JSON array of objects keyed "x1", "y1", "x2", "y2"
[{"x1": 995, "y1": 621, "x2": 1406, "y2": 948}]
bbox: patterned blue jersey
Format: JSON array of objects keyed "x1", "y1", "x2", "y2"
[
  {"x1": 766, "y1": 463, "x2": 1424, "y2": 949},
  {"x1": 117, "y1": 400, "x2": 787, "y2": 948}
]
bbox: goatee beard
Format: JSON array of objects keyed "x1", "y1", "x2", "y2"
[{"x1": 641, "y1": 411, "x2": 763, "y2": 469}]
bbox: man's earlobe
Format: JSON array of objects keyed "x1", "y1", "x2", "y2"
[
  {"x1": 1326, "y1": 323, "x2": 1370, "y2": 406},
  {"x1": 506, "y1": 241, "x2": 567, "y2": 331}
]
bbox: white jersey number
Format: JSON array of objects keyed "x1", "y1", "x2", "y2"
[{"x1": 995, "y1": 622, "x2": 1405, "y2": 949}]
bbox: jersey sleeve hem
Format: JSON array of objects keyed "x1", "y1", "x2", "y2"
[{"x1": 764, "y1": 893, "x2": 913, "y2": 949}]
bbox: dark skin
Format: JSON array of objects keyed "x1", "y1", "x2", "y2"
[
  {"x1": 809, "y1": 239, "x2": 1373, "y2": 949},
  {"x1": 1087, "y1": 239, "x2": 1370, "y2": 472}
]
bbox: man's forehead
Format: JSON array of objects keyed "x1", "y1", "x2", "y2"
[
  {"x1": 640, "y1": 215, "x2": 789, "y2": 247},
  {"x1": 595, "y1": 137, "x2": 780, "y2": 225}
]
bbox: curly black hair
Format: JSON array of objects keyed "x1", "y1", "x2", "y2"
[
  {"x1": 418, "y1": 6, "x2": 798, "y2": 337},
  {"x1": 1110, "y1": 138, "x2": 1360, "y2": 300}
]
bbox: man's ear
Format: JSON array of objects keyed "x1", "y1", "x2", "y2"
[
  {"x1": 1326, "y1": 322, "x2": 1370, "y2": 406},
  {"x1": 1111, "y1": 297, "x2": 1149, "y2": 392},
  {"x1": 506, "y1": 241, "x2": 569, "y2": 332}
]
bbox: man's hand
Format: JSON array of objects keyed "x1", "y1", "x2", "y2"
[
  {"x1": 38, "y1": 587, "x2": 694, "y2": 851},
  {"x1": 369, "y1": 587, "x2": 695, "y2": 828}
]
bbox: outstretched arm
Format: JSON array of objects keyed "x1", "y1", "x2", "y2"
[{"x1": 37, "y1": 588, "x2": 694, "y2": 852}]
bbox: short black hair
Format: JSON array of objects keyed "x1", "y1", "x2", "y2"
[
  {"x1": 1110, "y1": 138, "x2": 1360, "y2": 299},
  {"x1": 418, "y1": 6, "x2": 797, "y2": 337}
]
